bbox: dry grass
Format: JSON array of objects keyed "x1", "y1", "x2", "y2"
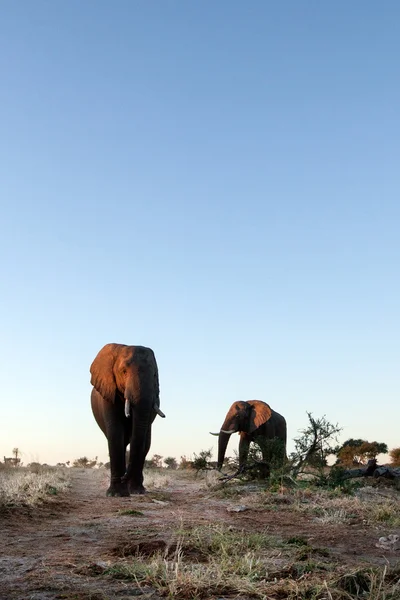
[
  {"x1": 102, "y1": 522, "x2": 400, "y2": 599},
  {"x1": 291, "y1": 494, "x2": 363, "y2": 526},
  {"x1": 2, "y1": 467, "x2": 400, "y2": 599},
  {"x1": 201, "y1": 469, "x2": 222, "y2": 488},
  {"x1": 143, "y1": 469, "x2": 172, "y2": 490},
  {"x1": 0, "y1": 466, "x2": 71, "y2": 511},
  {"x1": 369, "y1": 501, "x2": 400, "y2": 526},
  {"x1": 205, "y1": 477, "x2": 400, "y2": 529},
  {"x1": 106, "y1": 523, "x2": 287, "y2": 598}
]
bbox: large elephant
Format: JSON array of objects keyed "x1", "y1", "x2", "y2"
[
  {"x1": 90, "y1": 343, "x2": 165, "y2": 496},
  {"x1": 211, "y1": 400, "x2": 286, "y2": 470}
]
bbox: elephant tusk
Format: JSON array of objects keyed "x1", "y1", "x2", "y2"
[
  {"x1": 220, "y1": 429, "x2": 237, "y2": 435},
  {"x1": 209, "y1": 432, "x2": 220, "y2": 436},
  {"x1": 154, "y1": 405, "x2": 165, "y2": 418},
  {"x1": 124, "y1": 398, "x2": 130, "y2": 418}
]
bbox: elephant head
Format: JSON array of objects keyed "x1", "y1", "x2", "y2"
[
  {"x1": 90, "y1": 343, "x2": 165, "y2": 418},
  {"x1": 211, "y1": 400, "x2": 272, "y2": 469}
]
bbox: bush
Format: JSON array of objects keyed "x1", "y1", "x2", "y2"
[
  {"x1": 192, "y1": 449, "x2": 213, "y2": 472},
  {"x1": 389, "y1": 447, "x2": 400, "y2": 467},
  {"x1": 336, "y1": 440, "x2": 388, "y2": 466},
  {"x1": 164, "y1": 457, "x2": 178, "y2": 469},
  {"x1": 241, "y1": 438, "x2": 287, "y2": 480},
  {"x1": 150, "y1": 454, "x2": 163, "y2": 468},
  {"x1": 0, "y1": 468, "x2": 70, "y2": 511},
  {"x1": 179, "y1": 456, "x2": 193, "y2": 470},
  {"x1": 290, "y1": 413, "x2": 342, "y2": 477},
  {"x1": 255, "y1": 437, "x2": 286, "y2": 468},
  {"x1": 27, "y1": 462, "x2": 43, "y2": 474},
  {"x1": 72, "y1": 456, "x2": 98, "y2": 468}
]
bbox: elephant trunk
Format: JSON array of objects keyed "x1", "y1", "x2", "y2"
[
  {"x1": 217, "y1": 431, "x2": 233, "y2": 470},
  {"x1": 124, "y1": 372, "x2": 141, "y2": 418},
  {"x1": 124, "y1": 373, "x2": 165, "y2": 420},
  {"x1": 216, "y1": 412, "x2": 239, "y2": 469},
  {"x1": 123, "y1": 413, "x2": 150, "y2": 482}
]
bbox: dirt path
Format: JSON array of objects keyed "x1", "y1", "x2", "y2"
[{"x1": 0, "y1": 469, "x2": 398, "y2": 599}]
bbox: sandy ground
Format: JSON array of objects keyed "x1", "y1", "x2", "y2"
[{"x1": 0, "y1": 468, "x2": 399, "y2": 599}]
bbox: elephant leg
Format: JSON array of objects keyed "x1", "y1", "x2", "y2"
[
  {"x1": 260, "y1": 443, "x2": 268, "y2": 463},
  {"x1": 238, "y1": 433, "x2": 250, "y2": 467},
  {"x1": 144, "y1": 427, "x2": 152, "y2": 461},
  {"x1": 101, "y1": 401, "x2": 130, "y2": 497},
  {"x1": 106, "y1": 432, "x2": 130, "y2": 496},
  {"x1": 258, "y1": 441, "x2": 272, "y2": 478},
  {"x1": 122, "y1": 415, "x2": 152, "y2": 495},
  {"x1": 127, "y1": 427, "x2": 151, "y2": 495}
]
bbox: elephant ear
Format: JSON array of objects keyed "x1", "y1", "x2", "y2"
[
  {"x1": 90, "y1": 343, "x2": 119, "y2": 402},
  {"x1": 247, "y1": 400, "x2": 272, "y2": 433}
]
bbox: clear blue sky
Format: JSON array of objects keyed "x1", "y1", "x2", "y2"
[{"x1": 1, "y1": 2, "x2": 399, "y2": 465}]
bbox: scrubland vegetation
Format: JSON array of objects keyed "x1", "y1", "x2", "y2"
[
  {"x1": 1, "y1": 418, "x2": 399, "y2": 599},
  {"x1": 107, "y1": 459, "x2": 400, "y2": 599},
  {"x1": 0, "y1": 463, "x2": 71, "y2": 512},
  {"x1": 1, "y1": 462, "x2": 400, "y2": 598},
  {"x1": 104, "y1": 522, "x2": 400, "y2": 600}
]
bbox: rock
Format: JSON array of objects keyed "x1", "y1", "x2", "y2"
[
  {"x1": 376, "y1": 534, "x2": 400, "y2": 551},
  {"x1": 226, "y1": 505, "x2": 249, "y2": 513},
  {"x1": 388, "y1": 534, "x2": 400, "y2": 550}
]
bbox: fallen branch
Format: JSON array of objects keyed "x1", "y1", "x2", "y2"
[
  {"x1": 218, "y1": 460, "x2": 270, "y2": 482},
  {"x1": 341, "y1": 459, "x2": 400, "y2": 480},
  {"x1": 218, "y1": 465, "x2": 246, "y2": 482}
]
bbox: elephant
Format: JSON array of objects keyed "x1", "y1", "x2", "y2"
[
  {"x1": 90, "y1": 343, "x2": 165, "y2": 496},
  {"x1": 210, "y1": 400, "x2": 287, "y2": 471}
]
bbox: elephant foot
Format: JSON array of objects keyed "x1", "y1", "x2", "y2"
[
  {"x1": 128, "y1": 484, "x2": 146, "y2": 495},
  {"x1": 106, "y1": 483, "x2": 130, "y2": 497}
]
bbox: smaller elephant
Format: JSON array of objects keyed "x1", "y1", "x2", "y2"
[{"x1": 210, "y1": 400, "x2": 287, "y2": 470}]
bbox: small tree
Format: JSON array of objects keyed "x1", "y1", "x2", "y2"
[
  {"x1": 179, "y1": 455, "x2": 192, "y2": 470},
  {"x1": 73, "y1": 456, "x2": 98, "y2": 468},
  {"x1": 28, "y1": 462, "x2": 42, "y2": 473},
  {"x1": 11, "y1": 448, "x2": 21, "y2": 467},
  {"x1": 238, "y1": 438, "x2": 287, "y2": 480},
  {"x1": 192, "y1": 449, "x2": 213, "y2": 472},
  {"x1": 73, "y1": 456, "x2": 89, "y2": 467},
  {"x1": 389, "y1": 447, "x2": 400, "y2": 467},
  {"x1": 150, "y1": 454, "x2": 163, "y2": 468},
  {"x1": 336, "y1": 445, "x2": 360, "y2": 466},
  {"x1": 164, "y1": 457, "x2": 178, "y2": 469},
  {"x1": 87, "y1": 457, "x2": 98, "y2": 468},
  {"x1": 255, "y1": 437, "x2": 286, "y2": 468},
  {"x1": 336, "y1": 440, "x2": 388, "y2": 466},
  {"x1": 291, "y1": 413, "x2": 342, "y2": 477}
]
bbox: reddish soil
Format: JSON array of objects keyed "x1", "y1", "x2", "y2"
[{"x1": 0, "y1": 469, "x2": 399, "y2": 599}]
